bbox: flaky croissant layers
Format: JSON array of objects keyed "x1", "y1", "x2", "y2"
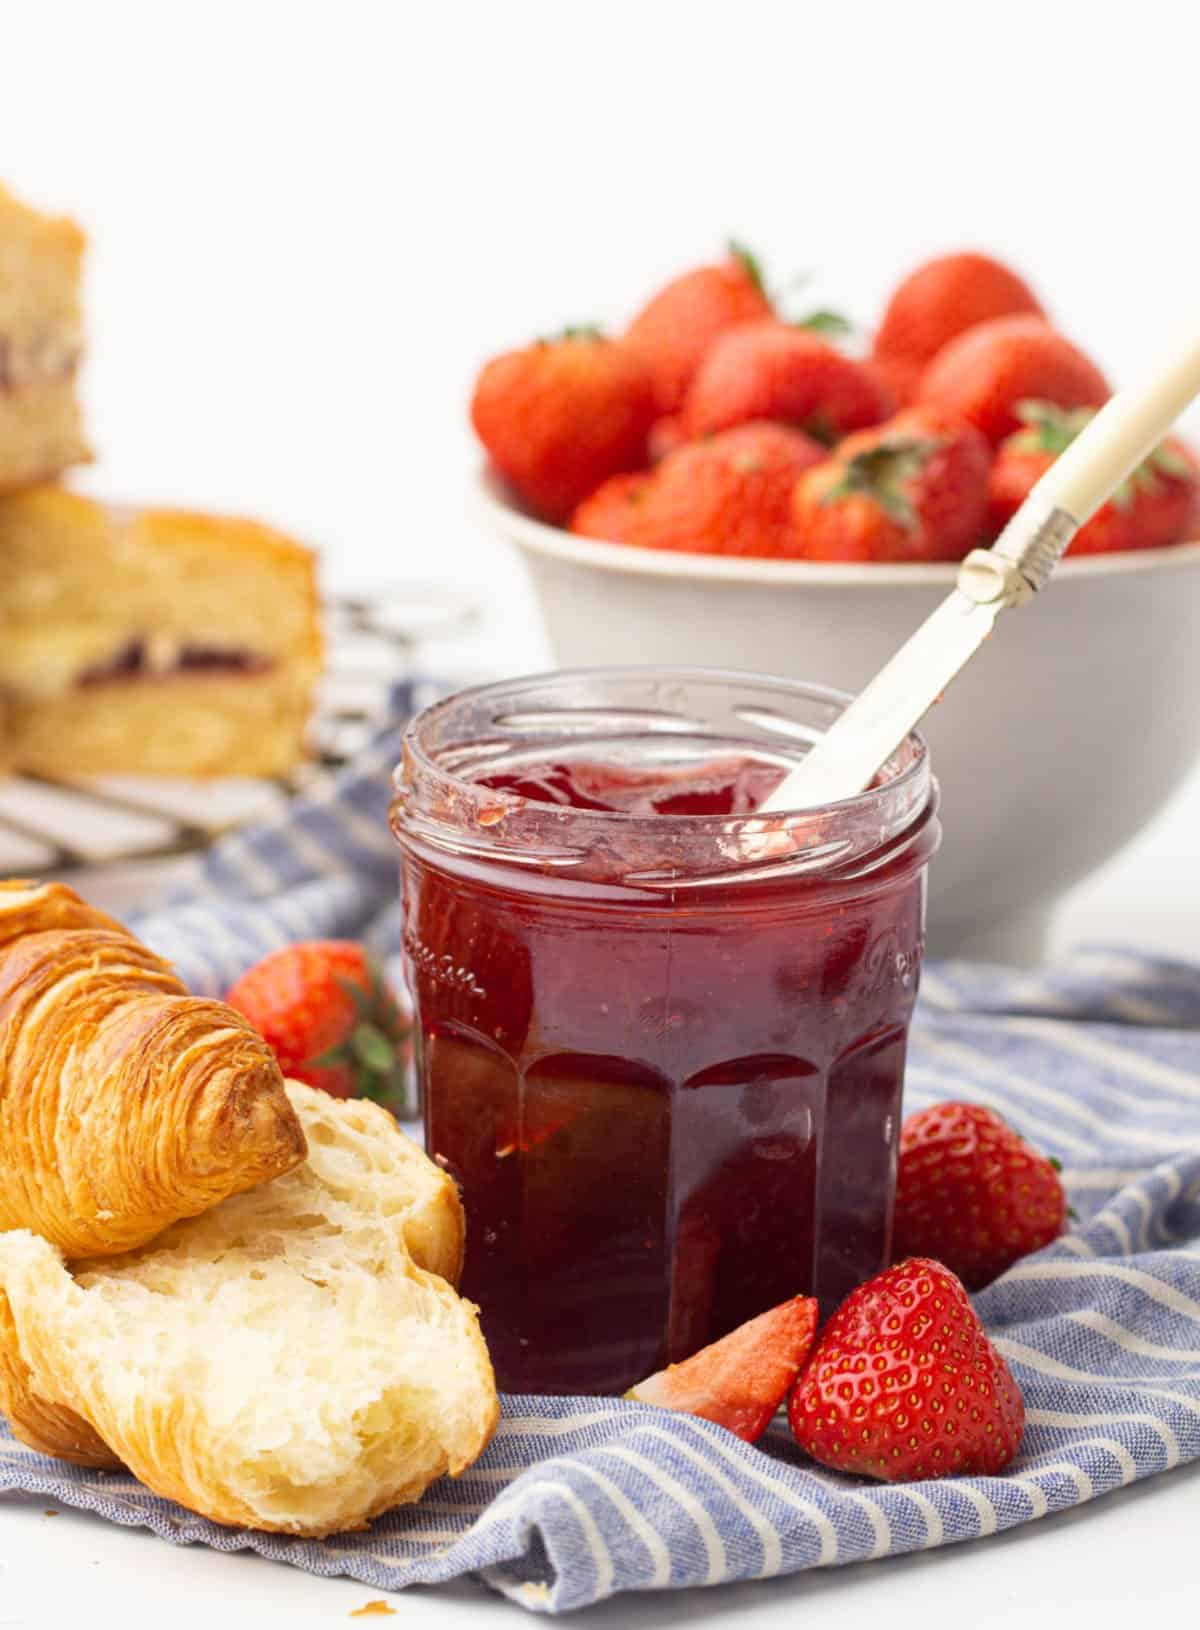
[
  {"x1": 0, "y1": 881, "x2": 497, "y2": 1535},
  {"x1": 0, "y1": 880, "x2": 306, "y2": 1258},
  {"x1": 0, "y1": 1082, "x2": 495, "y2": 1536}
]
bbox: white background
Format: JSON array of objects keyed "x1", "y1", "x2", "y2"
[{"x1": 0, "y1": 2, "x2": 1196, "y2": 1624}]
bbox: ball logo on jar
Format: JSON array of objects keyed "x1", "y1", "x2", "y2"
[{"x1": 402, "y1": 929, "x2": 487, "y2": 1001}]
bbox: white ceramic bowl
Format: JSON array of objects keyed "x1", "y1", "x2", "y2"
[{"x1": 480, "y1": 470, "x2": 1200, "y2": 962}]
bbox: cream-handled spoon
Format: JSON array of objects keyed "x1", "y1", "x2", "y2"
[{"x1": 759, "y1": 321, "x2": 1200, "y2": 813}]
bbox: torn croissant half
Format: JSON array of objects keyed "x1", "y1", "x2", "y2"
[
  {"x1": 0, "y1": 1081, "x2": 496, "y2": 1536},
  {"x1": 0, "y1": 879, "x2": 307, "y2": 1257}
]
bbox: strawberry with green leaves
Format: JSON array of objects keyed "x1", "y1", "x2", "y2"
[
  {"x1": 788, "y1": 1258, "x2": 1025, "y2": 1481},
  {"x1": 894, "y1": 1101, "x2": 1067, "y2": 1287},
  {"x1": 791, "y1": 405, "x2": 991, "y2": 562},
  {"x1": 918, "y1": 314, "x2": 1109, "y2": 444},
  {"x1": 625, "y1": 241, "x2": 774, "y2": 415},
  {"x1": 226, "y1": 941, "x2": 411, "y2": 1112},
  {"x1": 989, "y1": 400, "x2": 1199, "y2": 555}
]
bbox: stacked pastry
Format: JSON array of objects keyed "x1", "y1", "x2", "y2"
[
  {"x1": 0, "y1": 881, "x2": 498, "y2": 1535},
  {"x1": 0, "y1": 183, "x2": 322, "y2": 778}
]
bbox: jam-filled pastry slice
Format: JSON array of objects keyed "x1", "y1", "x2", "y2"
[{"x1": 0, "y1": 488, "x2": 322, "y2": 777}]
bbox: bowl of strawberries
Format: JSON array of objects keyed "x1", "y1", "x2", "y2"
[{"x1": 472, "y1": 246, "x2": 1200, "y2": 962}]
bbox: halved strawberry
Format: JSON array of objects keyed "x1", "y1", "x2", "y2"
[{"x1": 626, "y1": 1295, "x2": 818, "y2": 1442}]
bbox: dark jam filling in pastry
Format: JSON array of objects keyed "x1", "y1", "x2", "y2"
[{"x1": 76, "y1": 640, "x2": 274, "y2": 687}]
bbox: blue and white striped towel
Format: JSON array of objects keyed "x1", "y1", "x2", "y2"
[{"x1": 1, "y1": 696, "x2": 1198, "y2": 1615}]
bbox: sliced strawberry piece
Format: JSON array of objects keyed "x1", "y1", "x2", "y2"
[{"x1": 626, "y1": 1295, "x2": 818, "y2": 1442}]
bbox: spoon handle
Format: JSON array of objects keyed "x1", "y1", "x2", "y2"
[
  {"x1": 988, "y1": 320, "x2": 1200, "y2": 595},
  {"x1": 1037, "y1": 323, "x2": 1200, "y2": 525}
]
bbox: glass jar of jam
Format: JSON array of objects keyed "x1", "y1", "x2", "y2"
[{"x1": 391, "y1": 668, "x2": 939, "y2": 1395}]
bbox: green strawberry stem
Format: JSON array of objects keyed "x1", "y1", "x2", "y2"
[
  {"x1": 794, "y1": 309, "x2": 854, "y2": 338},
  {"x1": 727, "y1": 237, "x2": 767, "y2": 297},
  {"x1": 1014, "y1": 400, "x2": 1194, "y2": 509},
  {"x1": 536, "y1": 324, "x2": 606, "y2": 345},
  {"x1": 821, "y1": 436, "x2": 941, "y2": 529},
  {"x1": 725, "y1": 240, "x2": 853, "y2": 337},
  {"x1": 307, "y1": 964, "x2": 414, "y2": 1115},
  {"x1": 352, "y1": 1021, "x2": 398, "y2": 1074}
]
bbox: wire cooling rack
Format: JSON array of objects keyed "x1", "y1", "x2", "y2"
[{"x1": 0, "y1": 585, "x2": 479, "y2": 876}]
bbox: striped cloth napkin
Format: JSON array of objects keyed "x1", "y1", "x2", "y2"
[{"x1": 2, "y1": 696, "x2": 1198, "y2": 1615}]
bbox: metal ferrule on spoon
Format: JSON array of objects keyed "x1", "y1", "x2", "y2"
[{"x1": 760, "y1": 321, "x2": 1200, "y2": 813}]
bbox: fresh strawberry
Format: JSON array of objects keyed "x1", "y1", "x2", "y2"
[
  {"x1": 1134, "y1": 439, "x2": 1200, "y2": 549},
  {"x1": 989, "y1": 401, "x2": 1199, "y2": 556},
  {"x1": 471, "y1": 330, "x2": 656, "y2": 522},
  {"x1": 1134, "y1": 440, "x2": 1200, "y2": 547},
  {"x1": 625, "y1": 241, "x2": 773, "y2": 415},
  {"x1": 873, "y1": 252, "x2": 1044, "y2": 405},
  {"x1": 647, "y1": 414, "x2": 689, "y2": 463},
  {"x1": 683, "y1": 319, "x2": 894, "y2": 442},
  {"x1": 791, "y1": 406, "x2": 991, "y2": 563},
  {"x1": 894, "y1": 1102, "x2": 1067, "y2": 1287},
  {"x1": 918, "y1": 315, "x2": 1108, "y2": 444},
  {"x1": 569, "y1": 471, "x2": 655, "y2": 544},
  {"x1": 788, "y1": 1258, "x2": 1025, "y2": 1481},
  {"x1": 573, "y1": 421, "x2": 826, "y2": 557},
  {"x1": 628, "y1": 1295, "x2": 818, "y2": 1442},
  {"x1": 225, "y1": 941, "x2": 410, "y2": 1109}
]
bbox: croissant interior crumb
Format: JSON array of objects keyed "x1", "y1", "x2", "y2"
[{"x1": 0, "y1": 1083, "x2": 491, "y2": 1536}]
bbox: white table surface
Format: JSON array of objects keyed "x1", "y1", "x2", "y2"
[
  {"x1": 3, "y1": 1460, "x2": 1194, "y2": 1627},
  {"x1": 5, "y1": 2, "x2": 1200, "y2": 1620}
]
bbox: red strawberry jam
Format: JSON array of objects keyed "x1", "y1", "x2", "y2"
[
  {"x1": 392, "y1": 670, "x2": 938, "y2": 1395},
  {"x1": 478, "y1": 756, "x2": 784, "y2": 816}
]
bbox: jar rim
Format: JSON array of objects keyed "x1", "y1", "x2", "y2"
[
  {"x1": 396, "y1": 664, "x2": 929, "y2": 821},
  {"x1": 392, "y1": 667, "x2": 935, "y2": 892}
]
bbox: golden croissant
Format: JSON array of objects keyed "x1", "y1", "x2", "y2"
[
  {"x1": 0, "y1": 879, "x2": 306, "y2": 1258},
  {"x1": 0, "y1": 1082, "x2": 496, "y2": 1536},
  {"x1": 0, "y1": 1287, "x2": 115, "y2": 1466}
]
